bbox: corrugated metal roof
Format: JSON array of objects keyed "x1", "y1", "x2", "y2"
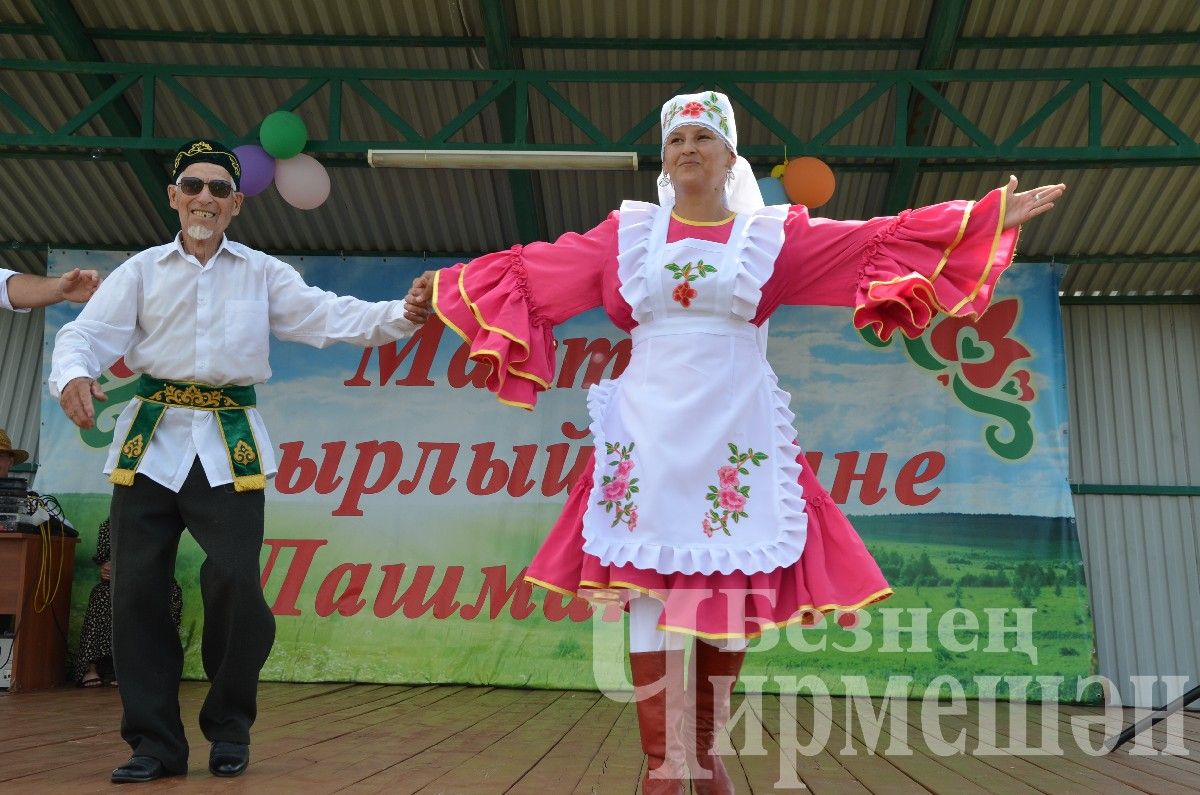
[
  {"x1": 74, "y1": 0, "x2": 484, "y2": 38},
  {"x1": 964, "y1": 0, "x2": 1200, "y2": 37},
  {"x1": 0, "y1": 251, "x2": 46, "y2": 276},
  {"x1": 0, "y1": 0, "x2": 1196, "y2": 289},
  {"x1": 514, "y1": 0, "x2": 933, "y2": 39}
]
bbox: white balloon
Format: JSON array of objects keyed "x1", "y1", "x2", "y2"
[{"x1": 274, "y1": 153, "x2": 330, "y2": 210}]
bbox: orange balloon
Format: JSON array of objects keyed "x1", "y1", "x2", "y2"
[{"x1": 781, "y1": 157, "x2": 835, "y2": 208}]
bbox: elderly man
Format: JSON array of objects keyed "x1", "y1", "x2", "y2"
[
  {"x1": 51, "y1": 139, "x2": 425, "y2": 784},
  {"x1": 0, "y1": 267, "x2": 99, "y2": 310}
]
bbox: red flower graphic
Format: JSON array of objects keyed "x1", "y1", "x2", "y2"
[
  {"x1": 672, "y1": 282, "x2": 697, "y2": 307},
  {"x1": 681, "y1": 101, "x2": 704, "y2": 117},
  {"x1": 929, "y1": 298, "x2": 1031, "y2": 390}
]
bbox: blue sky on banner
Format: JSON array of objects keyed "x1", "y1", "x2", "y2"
[{"x1": 43, "y1": 251, "x2": 1071, "y2": 518}]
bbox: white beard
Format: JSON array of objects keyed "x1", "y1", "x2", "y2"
[{"x1": 186, "y1": 224, "x2": 215, "y2": 241}]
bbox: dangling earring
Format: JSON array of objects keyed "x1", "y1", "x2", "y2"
[
  {"x1": 658, "y1": 173, "x2": 671, "y2": 188},
  {"x1": 726, "y1": 168, "x2": 734, "y2": 184}
]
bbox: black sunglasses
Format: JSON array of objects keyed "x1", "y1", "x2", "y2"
[{"x1": 175, "y1": 176, "x2": 235, "y2": 199}]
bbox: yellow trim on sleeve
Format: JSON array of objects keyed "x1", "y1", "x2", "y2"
[
  {"x1": 929, "y1": 200, "x2": 974, "y2": 284},
  {"x1": 497, "y1": 395, "x2": 535, "y2": 411},
  {"x1": 432, "y1": 269, "x2": 471, "y2": 346},
  {"x1": 850, "y1": 271, "x2": 946, "y2": 336},
  {"x1": 458, "y1": 266, "x2": 552, "y2": 389},
  {"x1": 433, "y1": 265, "x2": 548, "y2": 409},
  {"x1": 950, "y1": 186, "x2": 1008, "y2": 315}
]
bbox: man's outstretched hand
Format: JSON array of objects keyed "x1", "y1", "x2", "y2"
[{"x1": 60, "y1": 377, "x2": 107, "y2": 429}]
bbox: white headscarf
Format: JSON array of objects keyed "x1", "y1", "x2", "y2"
[{"x1": 656, "y1": 90, "x2": 764, "y2": 214}]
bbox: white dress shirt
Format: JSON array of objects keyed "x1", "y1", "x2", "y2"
[
  {"x1": 0, "y1": 267, "x2": 29, "y2": 312},
  {"x1": 50, "y1": 235, "x2": 416, "y2": 491}
]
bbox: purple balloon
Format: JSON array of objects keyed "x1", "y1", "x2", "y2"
[{"x1": 233, "y1": 144, "x2": 276, "y2": 197}]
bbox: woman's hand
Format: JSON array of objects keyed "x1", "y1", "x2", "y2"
[
  {"x1": 1003, "y1": 175, "x2": 1066, "y2": 229},
  {"x1": 404, "y1": 270, "x2": 436, "y2": 325},
  {"x1": 100, "y1": 561, "x2": 112, "y2": 582}
]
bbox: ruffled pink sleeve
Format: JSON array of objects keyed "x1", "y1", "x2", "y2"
[
  {"x1": 760, "y1": 186, "x2": 1019, "y2": 340},
  {"x1": 432, "y1": 214, "x2": 618, "y2": 409}
]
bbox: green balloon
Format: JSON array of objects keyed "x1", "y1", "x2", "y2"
[{"x1": 259, "y1": 111, "x2": 307, "y2": 159}]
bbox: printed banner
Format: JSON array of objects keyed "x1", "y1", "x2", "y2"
[{"x1": 41, "y1": 251, "x2": 1093, "y2": 700}]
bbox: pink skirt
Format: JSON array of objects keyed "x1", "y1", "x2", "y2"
[{"x1": 525, "y1": 450, "x2": 893, "y2": 639}]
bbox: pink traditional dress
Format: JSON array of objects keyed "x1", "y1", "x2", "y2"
[{"x1": 433, "y1": 187, "x2": 1019, "y2": 640}]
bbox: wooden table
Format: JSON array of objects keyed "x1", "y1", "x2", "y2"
[{"x1": 0, "y1": 532, "x2": 78, "y2": 692}]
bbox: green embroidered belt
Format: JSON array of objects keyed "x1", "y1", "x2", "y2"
[{"x1": 110, "y1": 375, "x2": 265, "y2": 492}]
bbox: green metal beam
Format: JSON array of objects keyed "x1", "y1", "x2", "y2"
[
  {"x1": 5, "y1": 23, "x2": 1200, "y2": 51},
  {"x1": 1027, "y1": 253, "x2": 1200, "y2": 265},
  {"x1": 27, "y1": 1, "x2": 175, "y2": 231},
  {"x1": 883, "y1": 0, "x2": 970, "y2": 214},
  {"x1": 479, "y1": 0, "x2": 542, "y2": 244},
  {"x1": 7, "y1": 59, "x2": 1199, "y2": 84},
  {"x1": 1, "y1": 60, "x2": 1198, "y2": 165},
  {"x1": 1071, "y1": 484, "x2": 1200, "y2": 496}
]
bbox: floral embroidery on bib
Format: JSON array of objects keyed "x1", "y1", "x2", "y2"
[
  {"x1": 597, "y1": 441, "x2": 640, "y2": 531},
  {"x1": 703, "y1": 443, "x2": 768, "y2": 537},
  {"x1": 665, "y1": 259, "x2": 717, "y2": 308}
]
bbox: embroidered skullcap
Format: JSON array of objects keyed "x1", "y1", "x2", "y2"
[
  {"x1": 170, "y1": 139, "x2": 241, "y2": 190},
  {"x1": 660, "y1": 91, "x2": 738, "y2": 158}
]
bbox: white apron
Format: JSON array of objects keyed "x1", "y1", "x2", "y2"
[{"x1": 580, "y1": 201, "x2": 809, "y2": 576}]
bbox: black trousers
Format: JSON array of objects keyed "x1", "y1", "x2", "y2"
[{"x1": 109, "y1": 459, "x2": 275, "y2": 772}]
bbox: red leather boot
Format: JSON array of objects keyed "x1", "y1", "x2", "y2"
[
  {"x1": 629, "y1": 650, "x2": 687, "y2": 795},
  {"x1": 688, "y1": 641, "x2": 746, "y2": 794}
]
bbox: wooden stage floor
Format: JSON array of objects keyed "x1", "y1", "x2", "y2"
[{"x1": 1, "y1": 681, "x2": 1197, "y2": 793}]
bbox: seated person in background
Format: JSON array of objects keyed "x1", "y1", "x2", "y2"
[
  {"x1": 76, "y1": 518, "x2": 183, "y2": 688},
  {"x1": 0, "y1": 428, "x2": 77, "y2": 537},
  {"x1": 0, "y1": 429, "x2": 30, "y2": 532},
  {"x1": 0, "y1": 427, "x2": 28, "y2": 479}
]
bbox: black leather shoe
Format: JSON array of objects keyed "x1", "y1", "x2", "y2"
[
  {"x1": 111, "y1": 756, "x2": 176, "y2": 783},
  {"x1": 209, "y1": 741, "x2": 250, "y2": 777}
]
